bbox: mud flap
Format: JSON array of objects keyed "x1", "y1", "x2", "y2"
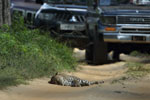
[
  {"x1": 93, "y1": 34, "x2": 108, "y2": 65},
  {"x1": 86, "y1": 32, "x2": 108, "y2": 65}
]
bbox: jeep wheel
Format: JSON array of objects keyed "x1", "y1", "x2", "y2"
[
  {"x1": 112, "y1": 51, "x2": 120, "y2": 61},
  {"x1": 85, "y1": 39, "x2": 108, "y2": 65},
  {"x1": 85, "y1": 43, "x2": 94, "y2": 64}
]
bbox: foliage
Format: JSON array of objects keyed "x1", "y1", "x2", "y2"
[
  {"x1": 126, "y1": 62, "x2": 150, "y2": 78},
  {"x1": 130, "y1": 51, "x2": 150, "y2": 57},
  {"x1": 111, "y1": 76, "x2": 128, "y2": 84},
  {"x1": 111, "y1": 62, "x2": 150, "y2": 84},
  {"x1": 0, "y1": 17, "x2": 77, "y2": 89}
]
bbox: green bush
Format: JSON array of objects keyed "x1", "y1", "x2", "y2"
[
  {"x1": 0, "y1": 18, "x2": 77, "y2": 89},
  {"x1": 126, "y1": 62, "x2": 150, "y2": 78},
  {"x1": 130, "y1": 51, "x2": 150, "y2": 57}
]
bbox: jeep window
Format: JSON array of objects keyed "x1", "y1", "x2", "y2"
[
  {"x1": 100, "y1": 0, "x2": 131, "y2": 6},
  {"x1": 100, "y1": 0, "x2": 150, "y2": 6},
  {"x1": 13, "y1": 10, "x2": 24, "y2": 16},
  {"x1": 27, "y1": 12, "x2": 32, "y2": 22}
]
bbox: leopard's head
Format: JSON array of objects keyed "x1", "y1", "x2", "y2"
[{"x1": 48, "y1": 72, "x2": 59, "y2": 84}]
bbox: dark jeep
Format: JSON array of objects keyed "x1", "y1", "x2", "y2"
[
  {"x1": 35, "y1": 0, "x2": 88, "y2": 48},
  {"x1": 98, "y1": 0, "x2": 150, "y2": 60}
]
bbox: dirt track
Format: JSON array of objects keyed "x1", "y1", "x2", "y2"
[{"x1": 0, "y1": 49, "x2": 150, "y2": 100}]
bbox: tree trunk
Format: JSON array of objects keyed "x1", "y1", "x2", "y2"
[{"x1": 0, "y1": 0, "x2": 11, "y2": 26}]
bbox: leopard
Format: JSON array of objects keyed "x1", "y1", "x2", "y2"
[{"x1": 49, "y1": 73, "x2": 104, "y2": 87}]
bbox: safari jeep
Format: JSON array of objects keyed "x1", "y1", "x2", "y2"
[
  {"x1": 98, "y1": 0, "x2": 150, "y2": 60},
  {"x1": 34, "y1": 0, "x2": 108, "y2": 64},
  {"x1": 35, "y1": 0, "x2": 88, "y2": 49}
]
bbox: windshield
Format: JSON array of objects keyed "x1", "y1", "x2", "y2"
[
  {"x1": 44, "y1": 0, "x2": 87, "y2": 5},
  {"x1": 100, "y1": 0, "x2": 131, "y2": 6},
  {"x1": 100, "y1": 0, "x2": 150, "y2": 6}
]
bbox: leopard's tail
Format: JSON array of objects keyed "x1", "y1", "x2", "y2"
[{"x1": 80, "y1": 80, "x2": 104, "y2": 86}]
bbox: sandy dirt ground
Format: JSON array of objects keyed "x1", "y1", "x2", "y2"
[{"x1": 0, "y1": 49, "x2": 150, "y2": 100}]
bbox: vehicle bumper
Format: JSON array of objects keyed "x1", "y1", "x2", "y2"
[
  {"x1": 59, "y1": 23, "x2": 86, "y2": 31},
  {"x1": 103, "y1": 33, "x2": 150, "y2": 44},
  {"x1": 55, "y1": 22, "x2": 87, "y2": 39}
]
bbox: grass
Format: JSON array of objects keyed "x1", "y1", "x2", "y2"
[
  {"x1": 0, "y1": 17, "x2": 77, "y2": 89},
  {"x1": 130, "y1": 51, "x2": 150, "y2": 57},
  {"x1": 129, "y1": 51, "x2": 150, "y2": 77},
  {"x1": 125, "y1": 62, "x2": 150, "y2": 78},
  {"x1": 111, "y1": 61, "x2": 150, "y2": 84},
  {"x1": 111, "y1": 76, "x2": 128, "y2": 84}
]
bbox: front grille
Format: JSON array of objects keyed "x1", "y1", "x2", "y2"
[
  {"x1": 117, "y1": 16, "x2": 150, "y2": 24},
  {"x1": 55, "y1": 13, "x2": 86, "y2": 22},
  {"x1": 120, "y1": 27, "x2": 150, "y2": 34}
]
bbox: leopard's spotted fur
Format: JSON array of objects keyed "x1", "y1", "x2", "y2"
[{"x1": 49, "y1": 73, "x2": 104, "y2": 87}]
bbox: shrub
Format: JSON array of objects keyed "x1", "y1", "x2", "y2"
[
  {"x1": 126, "y1": 62, "x2": 150, "y2": 78},
  {"x1": 0, "y1": 17, "x2": 77, "y2": 89}
]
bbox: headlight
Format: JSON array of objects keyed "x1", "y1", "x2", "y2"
[
  {"x1": 38, "y1": 13, "x2": 54, "y2": 20},
  {"x1": 44, "y1": 13, "x2": 54, "y2": 20},
  {"x1": 100, "y1": 16, "x2": 116, "y2": 25},
  {"x1": 38, "y1": 13, "x2": 44, "y2": 19}
]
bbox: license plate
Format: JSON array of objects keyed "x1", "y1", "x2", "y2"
[
  {"x1": 132, "y1": 36, "x2": 146, "y2": 41},
  {"x1": 60, "y1": 24, "x2": 85, "y2": 31}
]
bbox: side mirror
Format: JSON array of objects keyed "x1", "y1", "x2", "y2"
[
  {"x1": 93, "y1": 0, "x2": 98, "y2": 9},
  {"x1": 87, "y1": 0, "x2": 98, "y2": 10}
]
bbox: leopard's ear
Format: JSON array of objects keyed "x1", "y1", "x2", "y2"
[{"x1": 55, "y1": 72, "x2": 59, "y2": 75}]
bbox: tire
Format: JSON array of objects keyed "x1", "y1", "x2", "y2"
[
  {"x1": 85, "y1": 43, "x2": 94, "y2": 64},
  {"x1": 85, "y1": 24, "x2": 108, "y2": 65},
  {"x1": 112, "y1": 51, "x2": 120, "y2": 61},
  {"x1": 85, "y1": 41, "x2": 108, "y2": 65}
]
